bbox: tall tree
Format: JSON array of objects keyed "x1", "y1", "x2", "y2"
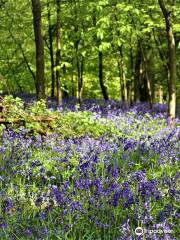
[
  {"x1": 113, "y1": 7, "x2": 127, "y2": 101},
  {"x1": 93, "y1": 8, "x2": 109, "y2": 100},
  {"x1": 134, "y1": 41, "x2": 141, "y2": 102},
  {"x1": 56, "y1": 0, "x2": 63, "y2": 105},
  {"x1": 47, "y1": 0, "x2": 55, "y2": 98},
  {"x1": 73, "y1": 0, "x2": 84, "y2": 104},
  {"x1": 0, "y1": 0, "x2": 179, "y2": 104},
  {"x1": 158, "y1": 0, "x2": 177, "y2": 123},
  {"x1": 98, "y1": 50, "x2": 109, "y2": 100},
  {"x1": 31, "y1": 0, "x2": 45, "y2": 100},
  {"x1": 117, "y1": 45, "x2": 127, "y2": 101},
  {"x1": 140, "y1": 42, "x2": 153, "y2": 108}
]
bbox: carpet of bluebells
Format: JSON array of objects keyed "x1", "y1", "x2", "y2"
[{"x1": 0, "y1": 99, "x2": 180, "y2": 240}]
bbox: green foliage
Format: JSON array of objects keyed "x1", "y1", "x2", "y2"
[
  {"x1": 0, "y1": 96, "x2": 171, "y2": 140},
  {"x1": 1, "y1": 95, "x2": 25, "y2": 120},
  {"x1": 28, "y1": 99, "x2": 48, "y2": 116},
  {"x1": 0, "y1": 0, "x2": 180, "y2": 101}
]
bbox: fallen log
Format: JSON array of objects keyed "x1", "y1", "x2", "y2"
[
  {"x1": 0, "y1": 116, "x2": 57, "y2": 124},
  {"x1": 0, "y1": 118, "x2": 21, "y2": 124}
]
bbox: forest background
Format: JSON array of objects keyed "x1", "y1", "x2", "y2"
[{"x1": 0, "y1": 0, "x2": 180, "y2": 119}]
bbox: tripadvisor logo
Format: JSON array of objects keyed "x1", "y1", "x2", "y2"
[{"x1": 135, "y1": 227, "x2": 172, "y2": 236}]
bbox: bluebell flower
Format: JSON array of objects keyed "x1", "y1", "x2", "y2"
[
  {"x1": 110, "y1": 190, "x2": 121, "y2": 207},
  {"x1": 24, "y1": 228, "x2": 33, "y2": 236},
  {"x1": 35, "y1": 196, "x2": 43, "y2": 207},
  {"x1": 0, "y1": 221, "x2": 8, "y2": 229},
  {"x1": 41, "y1": 227, "x2": 48, "y2": 236},
  {"x1": 3, "y1": 198, "x2": 13, "y2": 213},
  {"x1": 39, "y1": 212, "x2": 46, "y2": 220}
]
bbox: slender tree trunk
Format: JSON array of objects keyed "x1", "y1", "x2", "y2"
[
  {"x1": 134, "y1": 41, "x2": 141, "y2": 102},
  {"x1": 76, "y1": 55, "x2": 81, "y2": 103},
  {"x1": 47, "y1": 0, "x2": 55, "y2": 98},
  {"x1": 6, "y1": 57, "x2": 23, "y2": 93},
  {"x1": 99, "y1": 51, "x2": 109, "y2": 100},
  {"x1": 79, "y1": 57, "x2": 84, "y2": 103},
  {"x1": 93, "y1": 8, "x2": 108, "y2": 101},
  {"x1": 8, "y1": 29, "x2": 37, "y2": 92},
  {"x1": 129, "y1": 38, "x2": 134, "y2": 104},
  {"x1": 75, "y1": 0, "x2": 84, "y2": 104},
  {"x1": 71, "y1": 58, "x2": 75, "y2": 97},
  {"x1": 145, "y1": 66, "x2": 153, "y2": 108},
  {"x1": 75, "y1": 37, "x2": 84, "y2": 104},
  {"x1": 76, "y1": 57, "x2": 84, "y2": 104},
  {"x1": 113, "y1": 9, "x2": 127, "y2": 102},
  {"x1": 126, "y1": 81, "x2": 131, "y2": 103},
  {"x1": 158, "y1": 0, "x2": 176, "y2": 124},
  {"x1": 56, "y1": 0, "x2": 62, "y2": 105},
  {"x1": 31, "y1": 0, "x2": 45, "y2": 100},
  {"x1": 141, "y1": 46, "x2": 153, "y2": 108},
  {"x1": 158, "y1": 85, "x2": 163, "y2": 103},
  {"x1": 152, "y1": 28, "x2": 169, "y2": 101},
  {"x1": 119, "y1": 45, "x2": 127, "y2": 101},
  {"x1": 117, "y1": 59, "x2": 123, "y2": 100}
]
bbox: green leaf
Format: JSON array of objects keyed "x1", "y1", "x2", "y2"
[
  {"x1": 97, "y1": 29, "x2": 104, "y2": 40},
  {"x1": 99, "y1": 42, "x2": 111, "y2": 51}
]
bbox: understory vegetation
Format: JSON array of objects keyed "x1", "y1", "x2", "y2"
[{"x1": 0, "y1": 96, "x2": 179, "y2": 239}]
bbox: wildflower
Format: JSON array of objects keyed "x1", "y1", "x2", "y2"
[
  {"x1": 35, "y1": 196, "x2": 43, "y2": 207},
  {"x1": 41, "y1": 227, "x2": 48, "y2": 236},
  {"x1": 24, "y1": 228, "x2": 33, "y2": 236},
  {"x1": 3, "y1": 198, "x2": 13, "y2": 213}
]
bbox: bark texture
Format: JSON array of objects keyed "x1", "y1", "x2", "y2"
[
  {"x1": 31, "y1": 0, "x2": 45, "y2": 100},
  {"x1": 56, "y1": 0, "x2": 63, "y2": 105},
  {"x1": 158, "y1": 0, "x2": 176, "y2": 122},
  {"x1": 99, "y1": 51, "x2": 109, "y2": 100},
  {"x1": 47, "y1": 0, "x2": 55, "y2": 98}
]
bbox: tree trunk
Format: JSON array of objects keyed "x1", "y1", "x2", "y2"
[
  {"x1": 76, "y1": 57, "x2": 84, "y2": 104},
  {"x1": 117, "y1": 59, "x2": 123, "y2": 100},
  {"x1": 73, "y1": 0, "x2": 85, "y2": 104},
  {"x1": 31, "y1": 0, "x2": 45, "y2": 100},
  {"x1": 158, "y1": 85, "x2": 163, "y2": 104},
  {"x1": 118, "y1": 45, "x2": 127, "y2": 101},
  {"x1": 145, "y1": 66, "x2": 153, "y2": 108},
  {"x1": 8, "y1": 29, "x2": 37, "y2": 92},
  {"x1": 56, "y1": 0, "x2": 63, "y2": 105},
  {"x1": 134, "y1": 41, "x2": 142, "y2": 102},
  {"x1": 93, "y1": 8, "x2": 108, "y2": 101},
  {"x1": 71, "y1": 58, "x2": 75, "y2": 97},
  {"x1": 99, "y1": 51, "x2": 109, "y2": 100},
  {"x1": 47, "y1": 0, "x2": 55, "y2": 98},
  {"x1": 141, "y1": 45, "x2": 153, "y2": 108},
  {"x1": 113, "y1": 9, "x2": 127, "y2": 102},
  {"x1": 129, "y1": 38, "x2": 134, "y2": 104},
  {"x1": 79, "y1": 57, "x2": 84, "y2": 103},
  {"x1": 152, "y1": 28, "x2": 169, "y2": 103},
  {"x1": 158, "y1": 0, "x2": 176, "y2": 123},
  {"x1": 75, "y1": 37, "x2": 84, "y2": 104}
]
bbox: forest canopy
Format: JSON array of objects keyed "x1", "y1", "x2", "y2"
[{"x1": 0, "y1": 0, "x2": 179, "y2": 119}]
